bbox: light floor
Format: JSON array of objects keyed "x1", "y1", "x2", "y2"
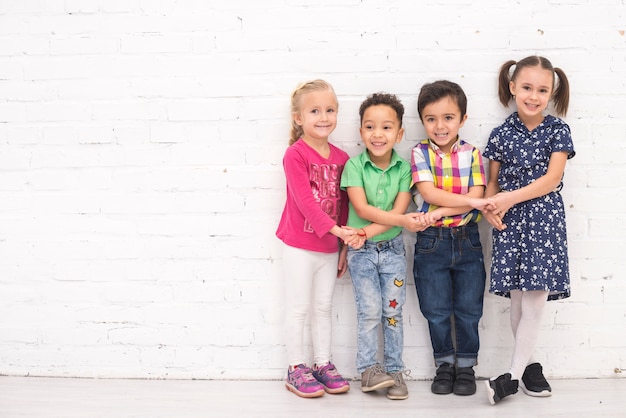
[{"x1": 0, "y1": 376, "x2": 625, "y2": 418}]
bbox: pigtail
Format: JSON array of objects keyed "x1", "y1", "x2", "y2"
[
  {"x1": 552, "y1": 67, "x2": 570, "y2": 117},
  {"x1": 498, "y1": 60, "x2": 517, "y2": 108}
]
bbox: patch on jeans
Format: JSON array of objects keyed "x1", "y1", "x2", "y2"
[
  {"x1": 389, "y1": 299, "x2": 398, "y2": 309},
  {"x1": 393, "y1": 278, "x2": 404, "y2": 287},
  {"x1": 386, "y1": 317, "x2": 398, "y2": 327}
]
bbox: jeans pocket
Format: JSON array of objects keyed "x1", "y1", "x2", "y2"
[
  {"x1": 416, "y1": 235, "x2": 438, "y2": 253},
  {"x1": 391, "y1": 239, "x2": 406, "y2": 256},
  {"x1": 465, "y1": 232, "x2": 483, "y2": 250}
]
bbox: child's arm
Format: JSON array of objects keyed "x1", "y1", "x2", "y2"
[
  {"x1": 422, "y1": 185, "x2": 485, "y2": 218},
  {"x1": 489, "y1": 151, "x2": 569, "y2": 213},
  {"x1": 337, "y1": 242, "x2": 348, "y2": 278},
  {"x1": 346, "y1": 188, "x2": 422, "y2": 241},
  {"x1": 416, "y1": 181, "x2": 490, "y2": 212},
  {"x1": 346, "y1": 188, "x2": 418, "y2": 229},
  {"x1": 482, "y1": 160, "x2": 504, "y2": 229},
  {"x1": 484, "y1": 160, "x2": 501, "y2": 198},
  {"x1": 329, "y1": 225, "x2": 358, "y2": 244}
]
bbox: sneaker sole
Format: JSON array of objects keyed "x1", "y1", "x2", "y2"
[
  {"x1": 285, "y1": 383, "x2": 325, "y2": 398},
  {"x1": 520, "y1": 380, "x2": 552, "y2": 397},
  {"x1": 361, "y1": 379, "x2": 395, "y2": 392},
  {"x1": 387, "y1": 392, "x2": 409, "y2": 400},
  {"x1": 484, "y1": 380, "x2": 497, "y2": 405},
  {"x1": 453, "y1": 385, "x2": 476, "y2": 396},
  {"x1": 324, "y1": 384, "x2": 350, "y2": 394},
  {"x1": 431, "y1": 385, "x2": 453, "y2": 395}
]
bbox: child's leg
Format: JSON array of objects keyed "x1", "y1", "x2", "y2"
[
  {"x1": 348, "y1": 245, "x2": 383, "y2": 373},
  {"x1": 451, "y1": 228, "x2": 486, "y2": 368},
  {"x1": 414, "y1": 229, "x2": 455, "y2": 367},
  {"x1": 310, "y1": 251, "x2": 340, "y2": 365},
  {"x1": 282, "y1": 245, "x2": 317, "y2": 367},
  {"x1": 509, "y1": 290, "x2": 549, "y2": 380},
  {"x1": 379, "y1": 235, "x2": 407, "y2": 372}
]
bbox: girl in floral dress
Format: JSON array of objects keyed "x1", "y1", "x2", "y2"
[{"x1": 482, "y1": 56, "x2": 575, "y2": 405}]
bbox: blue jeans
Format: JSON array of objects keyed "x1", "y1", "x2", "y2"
[
  {"x1": 413, "y1": 224, "x2": 486, "y2": 368},
  {"x1": 348, "y1": 234, "x2": 406, "y2": 373}
]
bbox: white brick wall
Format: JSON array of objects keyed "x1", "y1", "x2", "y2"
[{"x1": 0, "y1": 0, "x2": 624, "y2": 380}]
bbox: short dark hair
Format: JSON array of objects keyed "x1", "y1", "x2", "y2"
[
  {"x1": 359, "y1": 92, "x2": 404, "y2": 125},
  {"x1": 417, "y1": 80, "x2": 467, "y2": 121}
]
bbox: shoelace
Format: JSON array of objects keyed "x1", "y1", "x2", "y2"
[
  {"x1": 370, "y1": 364, "x2": 386, "y2": 375},
  {"x1": 391, "y1": 369, "x2": 411, "y2": 384},
  {"x1": 292, "y1": 366, "x2": 317, "y2": 382}
]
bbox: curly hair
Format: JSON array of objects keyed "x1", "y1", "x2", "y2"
[{"x1": 358, "y1": 92, "x2": 405, "y2": 125}]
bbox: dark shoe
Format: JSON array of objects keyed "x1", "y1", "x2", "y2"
[
  {"x1": 521, "y1": 363, "x2": 552, "y2": 397},
  {"x1": 485, "y1": 373, "x2": 519, "y2": 405},
  {"x1": 453, "y1": 366, "x2": 476, "y2": 395},
  {"x1": 431, "y1": 363, "x2": 455, "y2": 394}
]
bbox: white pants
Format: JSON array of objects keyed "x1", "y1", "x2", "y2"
[{"x1": 282, "y1": 244, "x2": 338, "y2": 367}]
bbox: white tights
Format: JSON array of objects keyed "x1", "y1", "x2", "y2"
[
  {"x1": 508, "y1": 289, "x2": 549, "y2": 380},
  {"x1": 282, "y1": 244, "x2": 338, "y2": 367}
]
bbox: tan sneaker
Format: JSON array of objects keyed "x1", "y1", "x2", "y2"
[
  {"x1": 387, "y1": 370, "x2": 409, "y2": 400},
  {"x1": 361, "y1": 364, "x2": 394, "y2": 392}
]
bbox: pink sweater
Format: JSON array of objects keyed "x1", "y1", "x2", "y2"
[{"x1": 276, "y1": 139, "x2": 349, "y2": 253}]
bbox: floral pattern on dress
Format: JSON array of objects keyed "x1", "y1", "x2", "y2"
[{"x1": 483, "y1": 113, "x2": 575, "y2": 301}]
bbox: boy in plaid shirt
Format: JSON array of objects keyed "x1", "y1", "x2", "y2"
[{"x1": 410, "y1": 80, "x2": 489, "y2": 397}]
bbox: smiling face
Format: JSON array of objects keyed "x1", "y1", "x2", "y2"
[
  {"x1": 360, "y1": 104, "x2": 404, "y2": 168},
  {"x1": 420, "y1": 96, "x2": 467, "y2": 153},
  {"x1": 293, "y1": 89, "x2": 338, "y2": 143},
  {"x1": 510, "y1": 64, "x2": 554, "y2": 128}
]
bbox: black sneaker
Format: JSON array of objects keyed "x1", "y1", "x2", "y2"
[
  {"x1": 453, "y1": 366, "x2": 476, "y2": 396},
  {"x1": 485, "y1": 373, "x2": 519, "y2": 405},
  {"x1": 431, "y1": 363, "x2": 455, "y2": 394},
  {"x1": 521, "y1": 363, "x2": 552, "y2": 397}
]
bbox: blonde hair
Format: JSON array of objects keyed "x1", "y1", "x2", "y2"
[
  {"x1": 289, "y1": 79, "x2": 337, "y2": 145},
  {"x1": 497, "y1": 55, "x2": 570, "y2": 117}
]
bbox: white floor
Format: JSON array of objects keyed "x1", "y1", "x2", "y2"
[{"x1": 0, "y1": 376, "x2": 625, "y2": 418}]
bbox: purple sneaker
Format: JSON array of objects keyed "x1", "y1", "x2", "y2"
[
  {"x1": 312, "y1": 362, "x2": 350, "y2": 394},
  {"x1": 285, "y1": 364, "x2": 325, "y2": 398}
]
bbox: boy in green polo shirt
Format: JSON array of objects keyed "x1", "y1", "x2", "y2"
[{"x1": 341, "y1": 93, "x2": 427, "y2": 400}]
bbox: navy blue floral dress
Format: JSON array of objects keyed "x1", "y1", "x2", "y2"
[{"x1": 483, "y1": 113, "x2": 575, "y2": 301}]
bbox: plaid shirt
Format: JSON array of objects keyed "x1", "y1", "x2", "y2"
[{"x1": 411, "y1": 137, "x2": 486, "y2": 227}]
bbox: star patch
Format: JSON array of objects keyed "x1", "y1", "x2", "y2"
[
  {"x1": 387, "y1": 317, "x2": 398, "y2": 327},
  {"x1": 389, "y1": 299, "x2": 398, "y2": 309}
]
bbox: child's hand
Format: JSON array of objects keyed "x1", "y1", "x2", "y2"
[
  {"x1": 468, "y1": 197, "x2": 497, "y2": 212},
  {"x1": 343, "y1": 232, "x2": 363, "y2": 249},
  {"x1": 349, "y1": 235, "x2": 365, "y2": 250},
  {"x1": 482, "y1": 207, "x2": 507, "y2": 231},
  {"x1": 489, "y1": 192, "x2": 513, "y2": 215},
  {"x1": 338, "y1": 226, "x2": 356, "y2": 243},
  {"x1": 405, "y1": 212, "x2": 430, "y2": 232},
  {"x1": 424, "y1": 208, "x2": 444, "y2": 225}
]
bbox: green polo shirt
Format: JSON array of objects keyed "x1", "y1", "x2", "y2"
[{"x1": 340, "y1": 149, "x2": 412, "y2": 242}]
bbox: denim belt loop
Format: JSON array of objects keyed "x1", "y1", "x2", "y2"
[
  {"x1": 364, "y1": 233, "x2": 402, "y2": 251},
  {"x1": 429, "y1": 222, "x2": 477, "y2": 239}
]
